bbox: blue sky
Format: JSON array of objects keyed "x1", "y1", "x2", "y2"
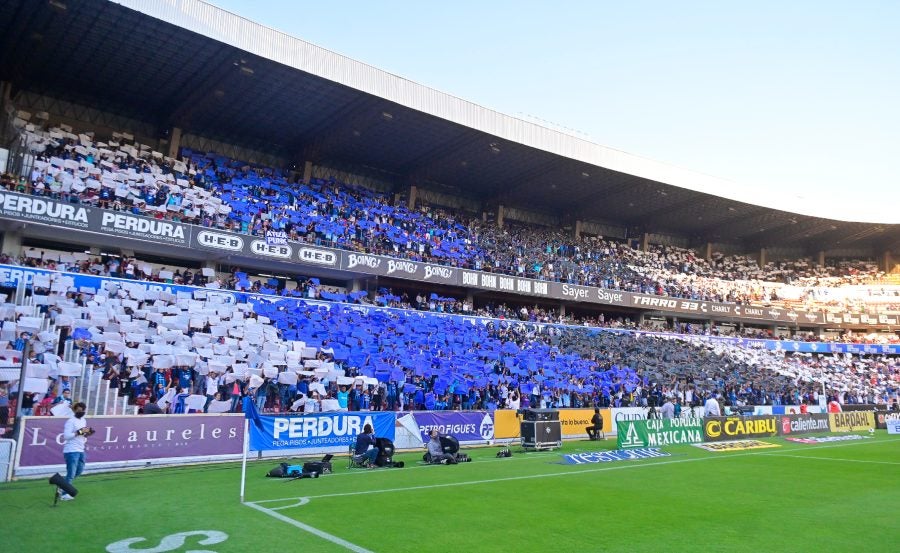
[{"x1": 210, "y1": 1, "x2": 899, "y2": 223}]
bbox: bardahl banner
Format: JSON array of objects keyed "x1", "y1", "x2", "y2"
[
  {"x1": 828, "y1": 411, "x2": 875, "y2": 433},
  {"x1": 247, "y1": 411, "x2": 395, "y2": 453},
  {"x1": 617, "y1": 417, "x2": 704, "y2": 449},
  {"x1": 776, "y1": 414, "x2": 831, "y2": 436},
  {"x1": 703, "y1": 416, "x2": 778, "y2": 442},
  {"x1": 412, "y1": 411, "x2": 494, "y2": 443},
  {"x1": 16, "y1": 414, "x2": 244, "y2": 469}
]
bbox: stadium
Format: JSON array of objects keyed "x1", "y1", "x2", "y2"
[{"x1": 0, "y1": 1, "x2": 898, "y2": 552}]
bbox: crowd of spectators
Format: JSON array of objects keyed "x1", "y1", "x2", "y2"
[
  {"x1": 6, "y1": 125, "x2": 898, "y2": 316},
  {"x1": 1, "y1": 265, "x2": 897, "y2": 431}
]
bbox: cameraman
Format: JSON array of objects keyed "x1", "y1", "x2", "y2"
[
  {"x1": 586, "y1": 408, "x2": 604, "y2": 440},
  {"x1": 60, "y1": 402, "x2": 92, "y2": 500}
]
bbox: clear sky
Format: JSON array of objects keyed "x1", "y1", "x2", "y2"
[{"x1": 210, "y1": 0, "x2": 899, "y2": 224}]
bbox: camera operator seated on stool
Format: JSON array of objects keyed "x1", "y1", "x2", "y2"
[
  {"x1": 353, "y1": 424, "x2": 379, "y2": 468},
  {"x1": 426, "y1": 429, "x2": 458, "y2": 464},
  {"x1": 586, "y1": 408, "x2": 604, "y2": 440}
]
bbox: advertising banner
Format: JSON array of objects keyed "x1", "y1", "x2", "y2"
[
  {"x1": 610, "y1": 407, "x2": 648, "y2": 435},
  {"x1": 887, "y1": 419, "x2": 900, "y2": 435},
  {"x1": 874, "y1": 410, "x2": 900, "y2": 430},
  {"x1": 617, "y1": 418, "x2": 704, "y2": 449},
  {"x1": 776, "y1": 414, "x2": 831, "y2": 436},
  {"x1": 493, "y1": 410, "x2": 521, "y2": 439},
  {"x1": 828, "y1": 411, "x2": 875, "y2": 433},
  {"x1": 558, "y1": 408, "x2": 611, "y2": 438},
  {"x1": 703, "y1": 416, "x2": 778, "y2": 442},
  {"x1": 247, "y1": 411, "x2": 395, "y2": 453},
  {"x1": 17, "y1": 414, "x2": 244, "y2": 469},
  {"x1": 694, "y1": 440, "x2": 780, "y2": 452},
  {"x1": 412, "y1": 411, "x2": 494, "y2": 443},
  {"x1": 561, "y1": 448, "x2": 670, "y2": 465}
]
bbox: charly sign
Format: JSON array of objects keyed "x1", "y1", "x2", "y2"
[{"x1": 16, "y1": 415, "x2": 244, "y2": 469}]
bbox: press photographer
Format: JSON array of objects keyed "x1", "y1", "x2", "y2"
[{"x1": 59, "y1": 402, "x2": 93, "y2": 501}]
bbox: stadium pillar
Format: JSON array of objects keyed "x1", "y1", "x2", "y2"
[
  {"x1": 497, "y1": 205, "x2": 505, "y2": 228},
  {"x1": 883, "y1": 251, "x2": 895, "y2": 273},
  {"x1": 0, "y1": 81, "x2": 11, "y2": 112},
  {"x1": 1, "y1": 231, "x2": 22, "y2": 257},
  {"x1": 817, "y1": 250, "x2": 825, "y2": 267},
  {"x1": 641, "y1": 233, "x2": 650, "y2": 252},
  {"x1": 408, "y1": 185, "x2": 417, "y2": 210},
  {"x1": 167, "y1": 127, "x2": 182, "y2": 159},
  {"x1": 558, "y1": 303, "x2": 566, "y2": 317},
  {"x1": 350, "y1": 279, "x2": 364, "y2": 292},
  {"x1": 705, "y1": 242, "x2": 712, "y2": 261},
  {"x1": 302, "y1": 161, "x2": 313, "y2": 184},
  {"x1": 574, "y1": 220, "x2": 582, "y2": 239},
  {"x1": 758, "y1": 248, "x2": 767, "y2": 268}
]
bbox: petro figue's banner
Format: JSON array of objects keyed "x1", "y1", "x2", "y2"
[
  {"x1": 703, "y1": 416, "x2": 778, "y2": 442},
  {"x1": 412, "y1": 411, "x2": 494, "y2": 443},
  {"x1": 617, "y1": 417, "x2": 704, "y2": 449},
  {"x1": 247, "y1": 411, "x2": 395, "y2": 453}
]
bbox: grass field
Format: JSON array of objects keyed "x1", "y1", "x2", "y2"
[{"x1": 2, "y1": 433, "x2": 898, "y2": 553}]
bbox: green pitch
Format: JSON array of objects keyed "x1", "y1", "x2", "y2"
[{"x1": 2, "y1": 434, "x2": 897, "y2": 553}]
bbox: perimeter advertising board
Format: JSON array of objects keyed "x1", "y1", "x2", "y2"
[
  {"x1": 617, "y1": 418, "x2": 704, "y2": 449},
  {"x1": 16, "y1": 414, "x2": 244, "y2": 475},
  {"x1": 703, "y1": 416, "x2": 778, "y2": 442},
  {"x1": 828, "y1": 411, "x2": 875, "y2": 432}
]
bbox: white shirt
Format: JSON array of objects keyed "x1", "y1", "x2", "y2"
[
  {"x1": 704, "y1": 397, "x2": 721, "y2": 417},
  {"x1": 63, "y1": 415, "x2": 87, "y2": 453}
]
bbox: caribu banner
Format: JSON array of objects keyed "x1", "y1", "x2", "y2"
[
  {"x1": 617, "y1": 418, "x2": 704, "y2": 449},
  {"x1": 246, "y1": 405, "x2": 395, "y2": 453},
  {"x1": 412, "y1": 411, "x2": 494, "y2": 443}
]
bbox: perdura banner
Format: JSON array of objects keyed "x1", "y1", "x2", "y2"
[
  {"x1": 703, "y1": 416, "x2": 778, "y2": 442},
  {"x1": 776, "y1": 414, "x2": 831, "y2": 436},
  {"x1": 617, "y1": 417, "x2": 704, "y2": 449},
  {"x1": 828, "y1": 411, "x2": 875, "y2": 432},
  {"x1": 17, "y1": 414, "x2": 244, "y2": 468},
  {"x1": 247, "y1": 411, "x2": 396, "y2": 453},
  {"x1": 412, "y1": 411, "x2": 494, "y2": 442}
]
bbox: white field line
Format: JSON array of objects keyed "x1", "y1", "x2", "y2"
[
  {"x1": 759, "y1": 453, "x2": 900, "y2": 466},
  {"x1": 244, "y1": 500, "x2": 374, "y2": 553}
]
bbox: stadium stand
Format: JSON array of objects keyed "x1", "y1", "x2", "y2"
[{"x1": 10, "y1": 124, "x2": 900, "y2": 316}]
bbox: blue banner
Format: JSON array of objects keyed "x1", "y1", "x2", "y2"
[
  {"x1": 413, "y1": 411, "x2": 495, "y2": 443},
  {"x1": 247, "y1": 410, "x2": 396, "y2": 453}
]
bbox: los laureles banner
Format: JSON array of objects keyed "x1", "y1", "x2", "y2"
[
  {"x1": 247, "y1": 411, "x2": 395, "y2": 453},
  {"x1": 617, "y1": 418, "x2": 704, "y2": 449},
  {"x1": 0, "y1": 191, "x2": 840, "y2": 325},
  {"x1": 17, "y1": 414, "x2": 244, "y2": 468}
]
